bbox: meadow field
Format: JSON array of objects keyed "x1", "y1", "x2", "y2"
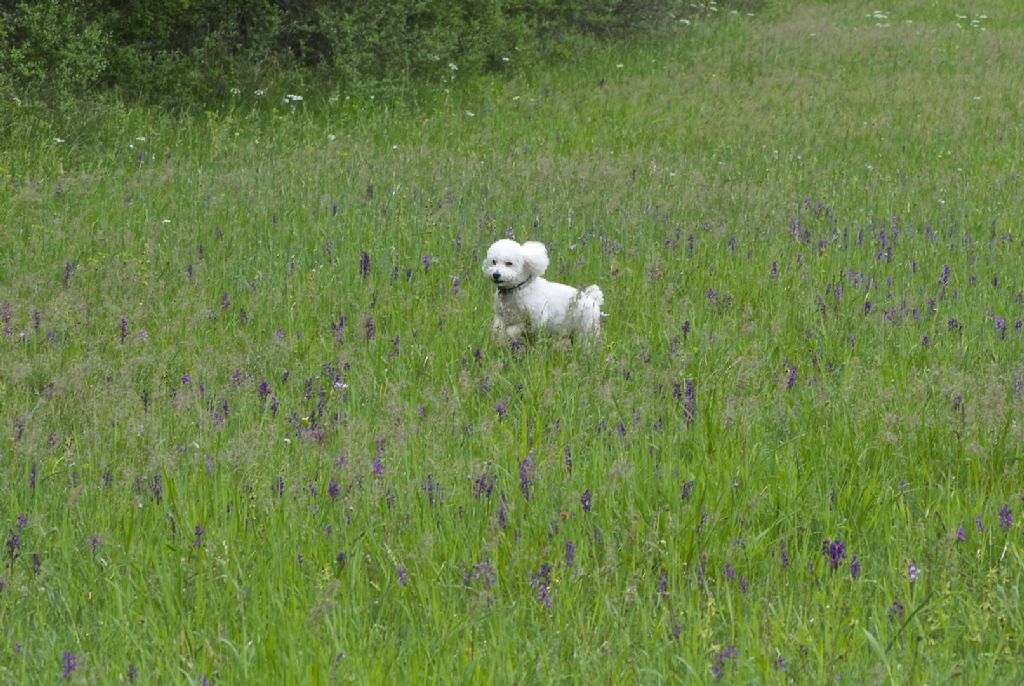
[{"x1": 2, "y1": 0, "x2": 1024, "y2": 682}]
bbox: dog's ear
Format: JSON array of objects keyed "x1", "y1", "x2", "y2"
[{"x1": 520, "y1": 241, "x2": 549, "y2": 277}]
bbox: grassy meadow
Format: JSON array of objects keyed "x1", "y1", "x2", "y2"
[{"x1": 3, "y1": 0, "x2": 1024, "y2": 682}]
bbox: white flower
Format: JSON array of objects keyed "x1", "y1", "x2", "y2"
[
  {"x1": 392, "y1": 144, "x2": 398, "y2": 150},
  {"x1": 616, "y1": 63, "x2": 624, "y2": 69},
  {"x1": 254, "y1": 89, "x2": 266, "y2": 97},
  {"x1": 448, "y1": 62, "x2": 458, "y2": 71},
  {"x1": 465, "y1": 110, "x2": 475, "y2": 117},
  {"x1": 229, "y1": 87, "x2": 241, "y2": 96},
  {"x1": 327, "y1": 134, "x2": 337, "y2": 141},
  {"x1": 162, "y1": 219, "x2": 172, "y2": 224},
  {"x1": 502, "y1": 57, "x2": 510, "y2": 62},
  {"x1": 135, "y1": 136, "x2": 147, "y2": 142},
  {"x1": 53, "y1": 137, "x2": 65, "y2": 144}
]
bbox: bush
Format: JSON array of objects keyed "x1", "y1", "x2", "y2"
[
  {"x1": 0, "y1": 0, "x2": 110, "y2": 107},
  {"x1": 0, "y1": 0, "x2": 750, "y2": 108}
]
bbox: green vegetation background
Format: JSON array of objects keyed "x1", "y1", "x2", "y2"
[{"x1": 3, "y1": 0, "x2": 1024, "y2": 684}]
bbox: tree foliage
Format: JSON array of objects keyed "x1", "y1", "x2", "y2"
[{"x1": 0, "y1": 0, "x2": 722, "y2": 107}]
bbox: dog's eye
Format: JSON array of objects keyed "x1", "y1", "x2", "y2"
[
  {"x1": 505, "y1": 262, "x2": 513, "y2": 267},
  {"x1": 491, "y1": 260, "x2": 496, "y2": 265}
]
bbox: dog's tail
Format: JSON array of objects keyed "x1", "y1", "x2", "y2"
[{"x1": 583, "y1": 285, "x2": 604, "y2": 307}]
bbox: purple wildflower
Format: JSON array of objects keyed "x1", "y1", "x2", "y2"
[
  {"x1": 723, "y1": 562, "x2": 735, "y2": 582},
  {"x1": 328, "y1": 479, "x2": 340, "y2": 500},
  {"x1": 996, "y1": 316, "x2": 1007, "y2": 339},
  {"x1": 423, "y1": 255, "x2": 433, "y2": 271},
  {"x1": 581, "y1": 489, "x2": 592, "y2": 512},
  {"x1": 822, "y1": 539, "x2": 846, "y2": 572},
  {"x1": 529, "y1": 563, "x2": 553, "y2": 609},
  {"x1": 120, "y1": 317, "x2": 128, "y2": 343},
  {"x1": 63, "y1": 261, "x2": 74, "y2": 287},
  {"x1": 150, "y1": 474, "x2": 164, "y2": 503},
  {"x1": 908, "y1": 561, "x2": 919, "y2": 582},
  {"x1": 680, "y1": 479, "x2": 695, "y2": 503},
  {"x1": 6, "y1": 530, "x2": 21, "y2": 562},
  {"x1": 888, "y1": 600, "x2": 905, "y2": 622},
  {"x1": 770, "y1": 261, "x2": 778, "y2": 279},
  {"x1": 495, "y1": 401, "x2": 508, "y2": 419},
  {"x1": 671, "y1": 624, "x2": 682, "y2": 640},
  {"x1": 62, "y1": 651, "x2": 77, "y2": 679},
  {"x1": 258, "y1": 380, "x2": 271, "y2": 400},
  {"x1": 976, "y1": 515, "x2": 984, "y2": 532},
  {"x1": 359, "y1": 251, "x2": 370, "y2": 279},
  {"x1": 956, "y1": 526, "x2": 966, "y2": 543},
  {"x1": 473, "y1": 471, "x2": 495, "y2": 499},
  {"x1": 128, "y1": 664, "x2": 137, "y2": 684},
  {"x1": 566, "y1": 541, "x2": 575, "y2": 568},
  {"x1": 683, "y1": 379, "x2": 696, "y2": 423},
  {"x1": 497, "y1": 502, "x2": 507, "y2": 529},
  {"x1": 336, "y1": 550, "x2": 346, "y2": 567},
  {"x1": 464, "y1": 562, "x2": 496, "y2": 588},
  {"x1": 785, "y1": 359, "x2": 797, "y2": 390},
  {"x1": 712, "y1": 645, "x2": 737, "y2": 679},
  {"x1": 397, "y1": 566, "x2": 408, "y2": 586},
  {"x1": 850, "y1": 555, "x2": 860, "y2": 580},
  {"x1": 373, "y1": 456, "x2": 384, "y2": 479},
  {"x1": 193, "y1": 525, "x2": 205, "y2": 548},
  {"x1": 424, "y1": 474, "x2": 439, "y2": 507},
  {"x1": 999, "y1": 504, "x2": 1013, "y2": 532},
  {"x1": 365, "y1": 316, "x2": 376, "y2": 342},
  {"x1": 564, "y1": 444, "x2": 572, "y2": 473}
]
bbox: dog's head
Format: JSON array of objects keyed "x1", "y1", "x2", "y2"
[{"x1": 483, "y1": 239, "x2": 549, "y2": 289}]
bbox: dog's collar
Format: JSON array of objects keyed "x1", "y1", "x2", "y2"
[{"x1": 497, "y1": 276, "x2": 534, "y2": 294}]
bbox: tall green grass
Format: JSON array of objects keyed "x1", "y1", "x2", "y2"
[{"x1": 2, "y1": 1, "x2": 1024, "y2": 683}]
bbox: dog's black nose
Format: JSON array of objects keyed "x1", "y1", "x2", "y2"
[{"x1": 492, "y1": 272, "x2": 501, "y2": 282}]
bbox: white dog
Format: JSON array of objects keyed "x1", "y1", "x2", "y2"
[{"x1": 483, "y1": 239, "x2": 604, "y2": 343}]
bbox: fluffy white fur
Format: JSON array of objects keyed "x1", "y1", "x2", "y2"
[{"x1": 483, "y1": 239, "x2": 604, "y2": 344}]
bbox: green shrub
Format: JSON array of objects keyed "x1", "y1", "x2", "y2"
[
  {"x1": 0, "y1": 0, "x2": 110, "y2": 107},
  {"x1": 0, "y1": 0, "x2": 754, "y2": 108}
]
